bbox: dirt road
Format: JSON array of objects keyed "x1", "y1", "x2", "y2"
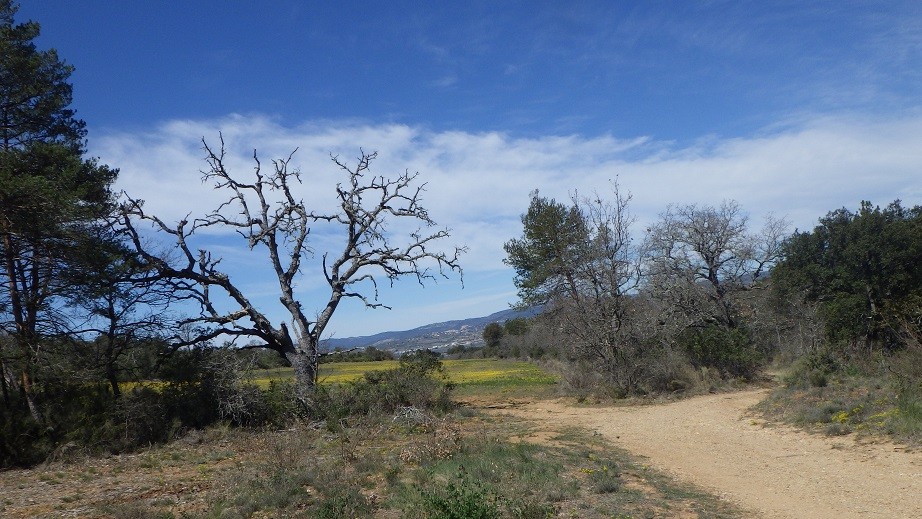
[{"x1": 502, "y1": 390, "x2": 922, "y2": 519}]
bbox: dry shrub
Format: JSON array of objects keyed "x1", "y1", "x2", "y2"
[{"x1": 399, "y1": 416, "x2": 462, "y2": 464}]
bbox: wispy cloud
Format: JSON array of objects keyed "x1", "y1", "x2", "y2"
[
  {"x1": 431, "y1": 75, "x2": 458, "y2": 88},
  {"x1": 94, "y1": 113, "x2": 922, "y2": 335},
  {"x1": 97, "y1": 112, "x2": 922, "y2": 273}
]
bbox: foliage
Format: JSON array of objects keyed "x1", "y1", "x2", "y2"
[
  {"x1": 483, "y1": 322, "x2": 505, "y2": 348},
  {"x1": 503, "y1": 191, "x2": 782, "y2": 395},
  {"x1": 503, "y1": 317, "x2": 530, "y2": 336},
  {"x1": 678, "y1": 324, "x2": 761, "y2": 379},
  {"x1": 0, "y1": 345, "x2": 303, "y2": 468},
  {"x1": 309, "y1": 350, "x2": 453, "y2": 420},
  {"x1": 418, "y1": 469, "x2": 502, "y2": 519},
  {"x1": 758, "y1": 201, "x2": 922, "y2": 446},
  {"x1": 503, "y1": 192, "x2": 589, "y2": 308},
  {"x1": 505, "y1": 187, "x2": 650, "y2": 394},
  {"x1": 773, "y1": 200, "x2": 922, "y2": 349},
  {"x1": 320, "y1": 346, "x2": 394, "y2": 363},
  {"x1": 0, "y1": 0, "x2": 119, "y2": 424},
  {"x1": 760, "y1": 361, "x2": 922, "y2": 445}
]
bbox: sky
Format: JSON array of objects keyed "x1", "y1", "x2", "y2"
[{"x1": 18, "y1": 1, "x2": 922, "y2": 338}]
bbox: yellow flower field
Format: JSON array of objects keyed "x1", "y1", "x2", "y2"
[{"x1": 248, "y1": 358, "x2": 557, "y2": 392}]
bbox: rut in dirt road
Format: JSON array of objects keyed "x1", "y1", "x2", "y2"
[{"x1": 504, "y1": 390, "x2": 922, "y2": 519}]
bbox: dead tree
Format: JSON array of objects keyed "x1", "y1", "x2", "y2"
[
  {"x1": 643, "y1": 200, "x2": 788, "y2": 329},
  {"x1": 118, "y1": 137, "x2": 464, "y2": 400}
]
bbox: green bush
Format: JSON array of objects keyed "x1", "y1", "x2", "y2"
[
  {"x1": 680, "y1": 324, "x2": 761, "y2": 379},
  {"x1": 309, "y1": 352, "x2": 453, "y2": 421},
  {"x1": 418, "y1": 470, "x2": 502, "y2": 519},
  {"x1": 893, "y1": 391, "x2": 922, "y2": 439},
  {"x1": 314, "y1": 487, "x2": 372, "y2": 519},
  {"x1": 321, "y1": 346, "x2": 395, "y2": 363},
  {"x1": 0, "y1": 348, "x2": 303, "y2": 468},
  {"x1": 783, "y1": 347, "x2": 842, "y2": 389}
]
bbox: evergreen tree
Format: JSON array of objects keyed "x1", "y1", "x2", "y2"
[
  {"x1": 0, "y1": 0, "x2": 118, "y2": 419},
  {"x1": 773, "y1": 200, "x2": 922, "y2": 348}
]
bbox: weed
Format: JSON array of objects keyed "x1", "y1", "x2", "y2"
[
  {"x1": 761, "y1": 360, "x2": 922, "y2": 445},
  {"x1": 417, "y1": 468, "x2": 502, "y2": 519},
  {"x1": 100, "y1": 503, "x2": 176, "y2": 519},
  {"x1": 314, "y1": 487, "x2": 372, "y2": 519},
  {"x1": 890, "y1": 391, "x2": 922, "y2": 438},
  {"x1": 590, "y1": 465, "x2": 622, "y2": 494},
  {"x1": 60, "y1": 493, "x2": 82, "y2": 503}
]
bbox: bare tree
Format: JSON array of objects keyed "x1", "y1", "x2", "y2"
[
  {"x1": 557, "y1": 188, "x2": 643, "y2": 385},
  {"x1": 118, "y1": 138, "x2": 464, "y2": 399},
  {"x1": 643, "y1": 200, "x2": 788, "y2": 329}
]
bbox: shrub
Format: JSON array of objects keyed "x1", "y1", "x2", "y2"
[
  {"x1": 0, "y1": 346, "x2": 305, "y2": 468},
  {"x1": 892, "y1": 391, "x2": 922, "y2": 440},
  {"x1": 680, "y1": 324, "x2": 761, "y2": 379},
  {"x1": 418, "y1": 470, "x2": 502, "y2": 519},
  {"x1": 314, "y1": 487, "x2": 371, "y2": 519},
  {"x1": 309, "y1": 352, "x2": 453, "y2": 421},
  {"x1": 321, "y1": 346, "x2": 395, "y2": 363}
]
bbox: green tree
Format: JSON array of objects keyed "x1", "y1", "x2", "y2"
[
  {"x1": 482, "y1": 322, "x2": 504, "y2": 348},
  {"x1": 0, "y1": 1, "x2": 118, "y2": 419},
  {"x1": 503, "y1": 191, "x2": 587, "y2": 307},
  {"x1": 503, "y1": 317, "x2": 529, "y2": 336},
  {"x1": 504, "y1": 186, "x2": 647, "y2": 392},
  {"x1": 773, "y1": 200, "x2": 922, "y2": 348}
]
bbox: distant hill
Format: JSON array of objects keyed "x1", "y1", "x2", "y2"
[{"x1": 320, "y1": 307, "x2": 541, "y2": 353}]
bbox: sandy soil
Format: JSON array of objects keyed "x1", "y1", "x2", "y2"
[{"x1": 501, "y1": 390, "x2": 922, "y2": 519}]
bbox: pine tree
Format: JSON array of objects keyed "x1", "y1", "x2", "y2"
[{"x1": 0, "y1": 0, "x2": 117, "y2": 419}]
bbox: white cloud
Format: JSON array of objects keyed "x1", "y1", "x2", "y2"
[
  {"x1": 98, "y1": 112, "x2": 922, "y2": 270},
  {"x1": 431, "y1": 75, "x2": 458, "y2": 88},
  {"x1": 93, "y1": 113, "x2": 922, "y2": 335}
]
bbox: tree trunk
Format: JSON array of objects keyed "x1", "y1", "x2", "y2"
[
  {"x1": 285, "y1": 343, "x2": 318, "y2": 403},
  {"x1": 105, "y1": 304, "x2": 121, "y2": 398},
  {"x1": 20, "y1": 369, "x2": 42, "y2": 423},
  {"x1": 0, "y1": 356, "x2": 11, "y2": 408},
  {"x1": 107, "y1": 356, "x2": 121, "y2": 399}
]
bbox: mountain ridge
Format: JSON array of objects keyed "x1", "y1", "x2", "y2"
[{"x1": 321, "y1": 307, "x2": 540, "y2": 353}]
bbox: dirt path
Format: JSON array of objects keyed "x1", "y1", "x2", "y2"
[{"x1": 500, "y1": 390, "x2": 922, "y2": 519}]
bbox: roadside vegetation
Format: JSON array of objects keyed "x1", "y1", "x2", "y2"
[
  {"x1": 2, "y1": 5, "x2": 921, "y2": 518},
  {"x1": 756, "y1": 201, "x2": 922, "y2": 444},
  {"x1": 255, "y1": 356, "x2": 558, "y2": 397},
  {"x1": 0, "y1": 354, "x2": 742, "y2": 519}
]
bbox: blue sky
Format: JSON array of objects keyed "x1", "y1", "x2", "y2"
[{"x1": 20, "y1": 1, "x2": 922, "y2": 338}]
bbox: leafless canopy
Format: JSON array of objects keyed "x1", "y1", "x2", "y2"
[
  {"x1": 644, "y1": 200, "x2": 789, "y2": 328},
  {"x1": 117, "y1": 137, "x2": 464, "y2": 391}
]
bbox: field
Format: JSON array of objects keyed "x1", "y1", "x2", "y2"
[
  {"x1": 251, "y1": 358, "x2": 560, "y2": 398},
  {"x1": 0, "y1": 358, "x2": 748, "y2": 518}
]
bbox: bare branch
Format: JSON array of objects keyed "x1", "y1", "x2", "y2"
[{"x1": 116, "y1": 142, "x2": 463, "y2": 395}]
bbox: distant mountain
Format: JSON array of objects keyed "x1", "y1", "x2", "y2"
[{"x1": 321, "y1": 307, "x2": 541, "y2": 353}]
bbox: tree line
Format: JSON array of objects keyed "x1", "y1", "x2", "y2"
[{"x1": 499, "y1": 189, "x2": 921, "y2": 397}]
